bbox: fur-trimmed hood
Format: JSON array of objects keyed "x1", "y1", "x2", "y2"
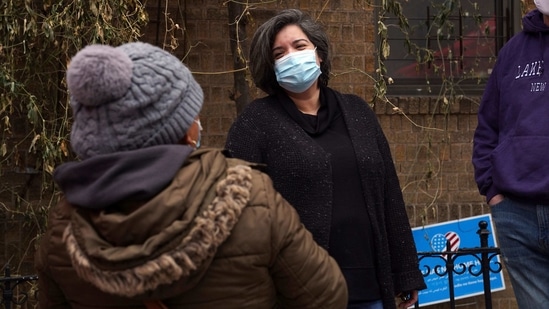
[{"x1": 58, "y1": 148, "x2": 252, "y2": 299}]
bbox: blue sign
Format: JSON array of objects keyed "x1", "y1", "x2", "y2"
[{"x1": 412, "y1": 214, "x2": 505, "y2": 307}]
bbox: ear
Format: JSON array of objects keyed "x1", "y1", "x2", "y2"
[{"x1": 179, "y1": 134, "x2": 196, "y2": 147}]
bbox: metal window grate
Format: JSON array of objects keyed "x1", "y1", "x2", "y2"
[{"x1": 384, "y1": 0, "x2": 518, "y2": 96}]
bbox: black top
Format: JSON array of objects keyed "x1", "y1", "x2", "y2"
[{"x1": 286, "y1": 88, "x2": 380, "y2": 302}]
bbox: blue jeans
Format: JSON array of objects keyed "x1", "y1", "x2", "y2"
[
  {"x1": 347, "y1": 300, "x2": 383, "y2": 309},
  {"x1": 491, "y1": 198, "x2": 549, "y2": 308}
]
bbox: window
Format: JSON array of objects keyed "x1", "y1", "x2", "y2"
[{"x1": 383, "y1": 0, "x2": 520, "y2": 96}]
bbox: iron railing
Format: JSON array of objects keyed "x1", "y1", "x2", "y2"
[
  {"x1": 414, "y1": 220, "x2": 503, "y2": 309},
  {"x1": 0, "y1": 264, "x2": 38, "y2": 309}
]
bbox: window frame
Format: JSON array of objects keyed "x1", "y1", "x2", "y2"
[{"x1": 381, "y1": 0, "x2": 521, "y2": 96}]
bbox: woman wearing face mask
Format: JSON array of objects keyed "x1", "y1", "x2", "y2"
[
  {"x1": 472, "y1": 2, "x2": 549, "y2": 308},
  {"x1": 225, "y1": 9, "x2": 426, "y2": 309}
]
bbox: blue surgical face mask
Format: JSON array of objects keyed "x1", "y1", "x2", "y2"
[
  {"x1": 196, "y1": 132, "x2": 201, "y2": 149},
  {"x1": 274, "y1": 48, "x2": 321, "y2": 93},
  {"x1": 194, "y1": 119, "x2": 203, "y2": 149}
]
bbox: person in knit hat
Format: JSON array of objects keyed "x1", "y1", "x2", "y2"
[{"x1": 35, "y1": 42, "x2": 348, "y2": 309}]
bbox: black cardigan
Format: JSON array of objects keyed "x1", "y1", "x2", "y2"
[{"x1": 225, "y1": 89, "x2": 426, "y2": 308}]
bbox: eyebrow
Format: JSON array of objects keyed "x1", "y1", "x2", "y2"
[{"x1": 272, "y1": 38, "x2": 310, "y2": 52}]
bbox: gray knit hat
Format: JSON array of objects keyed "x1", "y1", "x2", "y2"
[{"x1": 66, "y1": 42, "x2": 203, "y2": 159}]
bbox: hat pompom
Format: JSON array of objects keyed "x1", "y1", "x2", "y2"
[{"x1": 67, "y1": 45, "x2": 133, "y2": 107}]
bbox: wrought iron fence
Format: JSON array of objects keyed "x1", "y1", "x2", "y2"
[
  {"x1": 0, "y1": 264, "x2": 38, "y2": 309},
  {"x1": 414, "y1": 220, "x2": 503, "y2": 309}
]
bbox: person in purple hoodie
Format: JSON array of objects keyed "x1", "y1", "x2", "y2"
[{"x1": 472, "y1": 2, "x2": 549, "y2": 308}]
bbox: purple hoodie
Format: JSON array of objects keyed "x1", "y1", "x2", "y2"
[{"x1": 473, "y1": 10, "x2": 549, "y2": 204}]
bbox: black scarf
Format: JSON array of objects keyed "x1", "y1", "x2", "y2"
[{"x1": 277, "y1": 85, "x2": 341, "y2": 135}]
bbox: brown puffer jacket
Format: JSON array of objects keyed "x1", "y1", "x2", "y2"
[{"x1": 35, "y1": 148, "x2": 348, "y2": 308}]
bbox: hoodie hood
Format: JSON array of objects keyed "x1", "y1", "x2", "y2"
[
  {"x1": 53, "y1": 145, "x2": 193, "y2": 209},
  {"x1": 59, "y1": 149, "x2": 253, "y2": 300},
  {"x1": 523, "y1": 9, "x2": 549, "y2": 33}
]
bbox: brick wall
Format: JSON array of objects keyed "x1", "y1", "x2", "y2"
[{"x1": 374, "y1": 96, "x2": 486, "y2": 216}]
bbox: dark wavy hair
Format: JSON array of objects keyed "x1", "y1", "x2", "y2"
[{"x1": 249, "y1": 9, "x2": 332, "y2": 95}]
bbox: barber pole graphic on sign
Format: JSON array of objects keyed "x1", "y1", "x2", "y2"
[{"x1": 445, "y1": 231, "x2": 460, "y2": 251}]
